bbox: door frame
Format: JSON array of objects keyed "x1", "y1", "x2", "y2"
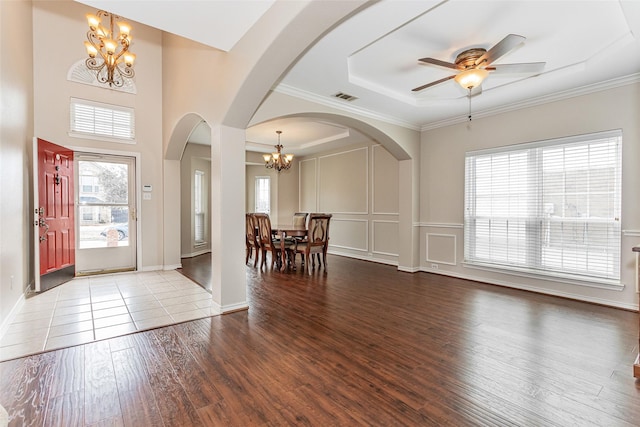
[{"x1": 67, "y1": 144, "x2": 142, "y2": 274}]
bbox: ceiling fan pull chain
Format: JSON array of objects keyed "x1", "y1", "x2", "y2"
[{"x1": 468, "y1": 88, "x2": 472, "y2": 121}]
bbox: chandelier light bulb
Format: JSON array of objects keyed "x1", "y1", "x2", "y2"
[
  {"x1": 264, "y1": 131, "x2": 294, "y2": 172},
  {"x1": 83, "y1": 9, "x2": 136, "y2": 88}
]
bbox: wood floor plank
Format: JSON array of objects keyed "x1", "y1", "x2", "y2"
[
  {"x1": 111, "y1": 347, "x2": 163, "y2": 427},
  {"x1": 84, "y1": 340, "x2": 122, "y2": 425},
  {"x1": 131, "y1": 331, "x2": 203, "y2": 427}
]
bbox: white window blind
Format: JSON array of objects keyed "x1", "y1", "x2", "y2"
[
  {"x1": 194, "y1": 170, "x2": 205, "y2": 244},
  {"x1": 255, "y1": 177, "x2": 270, "y2": 214},
  {"x1": 464, "y1": 130, "x2": 622, "y2": 283},
  {"x1": 70, "y1": 98, "x2": 135, "y2": 141}
]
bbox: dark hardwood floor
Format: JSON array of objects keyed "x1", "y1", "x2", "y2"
[
  {"x1": 178, "y1": 253, "x2": 212, "y2": 292},
  {"x1": 1, "y1": 255, "x2": 639, "y2": 426}
]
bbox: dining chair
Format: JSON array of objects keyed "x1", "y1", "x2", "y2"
[
  {"x1": 254, "y1": 213, "x2": 282, "y2": 269},
  {"x1": 245, "y1": 213, "x2": 260, "y2": 267},
  {"x1": 288, "y1": 213, "x2": 332, "y2": 274},
  {"x1": 293, "y1": 212, "x2": 308, "y2": 228}
]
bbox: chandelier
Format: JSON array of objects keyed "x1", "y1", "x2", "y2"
[
  {"x1": 263, "y1": 131, "x2": 294, "y2": 172},
  {"x1": 83, "y1": 10, "x2": 136, "y2": 88}
]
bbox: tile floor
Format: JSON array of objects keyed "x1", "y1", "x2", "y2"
[{"x1": 0, "y1": 270, "x2": 218, "y2": 362}]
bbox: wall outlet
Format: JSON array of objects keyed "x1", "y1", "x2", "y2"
[{"x1": 431, "y1": 263, "x2": 438, "y2": 270}]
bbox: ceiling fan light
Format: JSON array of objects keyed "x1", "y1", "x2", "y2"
[{"x1": 455, "y1": 68, "x2": 489, "y2": 90}]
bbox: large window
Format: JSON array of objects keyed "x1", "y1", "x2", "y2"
[
  {"x1": 255, "y1": 176, "x2": 270, "y2": 214},
  {"x1": 464, "y1": 130, "x2": 621, "y2": 284}
]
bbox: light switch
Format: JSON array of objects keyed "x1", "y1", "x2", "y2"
[{"x1": 143, "y1": 193, "x2": 151, "y2": 200}]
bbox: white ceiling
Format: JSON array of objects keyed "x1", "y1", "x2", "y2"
[{"x1": 75, "y1": 0, "x2": 640, "y2": 156}]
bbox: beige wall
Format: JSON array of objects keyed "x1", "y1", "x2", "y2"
[
  {"x1": 0, "y1": 0, "x2": 34, "y2": 332},
  {"x1": 298, "y1": 141, "x2": 400, "y2": 265},
  {"x1": 32, "y1": 1, "x2": 164, "y2": 270},
  {"x1": 420, "y1": 83, "x2": 640, "y2": 309},
  {"x1": 180, "y1": 143, "x2": 212, "y2": 257}
]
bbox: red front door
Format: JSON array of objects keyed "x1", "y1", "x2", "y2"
[{"x1": 35, "y1": 138, "x2": 75, "y2": 292}]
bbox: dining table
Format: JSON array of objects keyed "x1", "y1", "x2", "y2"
[{"x1": 272, "y1": 224, "x2": 307, "y2": 272}]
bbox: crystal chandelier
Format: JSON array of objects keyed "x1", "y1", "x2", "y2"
[
  {"x1": 83, "y1": 10, "x2": 136, "y2": 88},
  {"x1": 263, "y1": 131, "x2": 294, "y2": 172}
]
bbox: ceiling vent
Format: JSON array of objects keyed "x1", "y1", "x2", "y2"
[{"x1": 332, "y1": 92, "x2": 358, "y2": 102}]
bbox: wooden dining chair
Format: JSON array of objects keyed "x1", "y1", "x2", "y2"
[
  {"x1": 254, "y1": 213, "x2": 282, "y2": 269},
  {"x1": 288, "y1": 213, "x2": 332, "y2": 274},
  {"x1": 245, "y1": 213, "x2": 260, "y2": 267},
  {"x1": 293, "y1": 212, "x2": 308, "y2": 228}
]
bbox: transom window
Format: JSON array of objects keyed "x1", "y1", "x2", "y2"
[
  {"x1": 70, "y1": 98, "x2": 135, "y2": 143},
  {"x1": 464, "y1": 130, "x2": 622, "y2": 284}
]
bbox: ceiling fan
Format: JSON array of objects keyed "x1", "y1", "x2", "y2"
[{"x1": 411, "y1": 34, "x2": 545, "y2": 93}]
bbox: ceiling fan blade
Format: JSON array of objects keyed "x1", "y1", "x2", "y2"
[
  {"x1": 418, "y1": 57, "x2": 459, "y2": 70},
  {"x1": 487, "y1": 62, "x2": 546, "y2": 74},
  {"x1": 411, "y1": 75, "x2": 455, "y2": 92},
  {"x1": 475, "y1": 34, "x2": 525, "y2": 67}
]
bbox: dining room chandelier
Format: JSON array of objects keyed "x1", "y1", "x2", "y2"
[
  {"x1": 83, "y1": 10, "x2": 136, "y2": 88},
  {"x1": 263, "y1": 131, "x2": 294, "y2": 172}
]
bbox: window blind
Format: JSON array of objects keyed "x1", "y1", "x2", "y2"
[
  {"x1": 464, "y1": 130, "x2": 622, "y2": 282},
  {"x1": 70, "y1": 98, "x2": 135, "y2": 141}
]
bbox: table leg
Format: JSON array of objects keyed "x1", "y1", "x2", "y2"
[{"x1": 280, "y1": 231, "x2": 287, "y2": 272}]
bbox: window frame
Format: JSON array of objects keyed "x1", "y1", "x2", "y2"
[
  {"x1": 69, "y1": 97, "x2": 136, "y2": 144},
  {"x1": 255, "y1": 176, "x2": 271, "y2": 214},
  {"x1": 194, "y1": 170, "x2": 206, "y2": 245},
  {"x1": 463, "y1": 130, "x2": 622, "y2": 289}
]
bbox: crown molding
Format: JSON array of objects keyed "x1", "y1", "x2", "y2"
[
  {"x1": 274, "y1": 73, "x2": 640, "y2": 133},
  {"x1": 420, "y1": 73, "x2": 640, "y2": 131},
  {"x1": 273, "y1": 84, "x2": 421, "y2": 131}
]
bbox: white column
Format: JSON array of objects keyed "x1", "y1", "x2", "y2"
[
  {"x1": 210, "y1": 124, "x2": 248, "y2": 312},
  {"x1": 398, "y1": 158, "x2": 420, "y2": 272}
]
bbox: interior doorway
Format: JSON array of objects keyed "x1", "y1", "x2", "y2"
[{"x1": 74, "y1": 153, "x2": 137, "y2": 275}]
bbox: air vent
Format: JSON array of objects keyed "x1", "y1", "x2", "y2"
[{"x1": 332, "y1": 92, "x2": 358, "y2": 102}]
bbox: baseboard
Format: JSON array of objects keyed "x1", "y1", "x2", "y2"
[
  {"x1": 398, "y1": 265, "x2": 420, "y2": 273},
  {"x1": 419, "y1": 267, "x2": 639, "y2": 311},
  {"x1": 327, "y1": 249, "x2": 398, "y2": 267},
  {"x1": 141, "y1": 265, "x2": 163, "y2": 272},
  {"x1": 0, "y1": 293, "x2": 26, "y2": 340},
  {"x1": 181, "y1": 249, "x2": 211, "y2": 259},
  {"x1": 164, "y1": 264, "x2": 182, "y2": 271},
  {"x1": 218, "y1": 301, "x2": 249, "y2": 314}
]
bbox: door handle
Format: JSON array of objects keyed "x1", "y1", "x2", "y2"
[{"x1": 38, "y1": 211, "x2": 49, "y2": 242}]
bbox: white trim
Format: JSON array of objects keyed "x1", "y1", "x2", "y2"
[
  {"x1": 277, "y1": 73, "x2": 640, "y2": 133},
  {"x1": 622, "y1": 230, "x2": 640, "y2": 237},
  {"x1": 274, "y1": 84, "x2": 420, "y2": 131},
  {"x1": 219, "y1": 302, "x2": 249, "y2": 314},
  {"x1": 418, "y1": 222, "x2": 464, "y2": 229},
  {"x1": 419, "y1": 268, "x2": 637, "y2": 311},
  {"x1": 421, "y1": 74, "x2": 640, "y2": 131},
  {"x1": 462, "y1": 262, "x2": 625, "y2": 292},
  {"x1": 318, "y1": 146, "x2": 369, "y2": 215},
  {"x1": 371, "y1": 220, "x2": 399, "y2": 257},
  {"x1": 328, "y1": 249, "x2": 398, "y2": 267},
  {"x1": 371, "y1": 144, "x2": 399, "y2": 216},
  {"x1": 425, "y1": 233, "x2": 457, "y2": 266},
  {"x1": 0, "y1": 293, "x2": 26, "y2": 340},
  {"x1": 69, "y1": 145, "x2": 142, "y2": 273},
  {"x1": 163, "y1": 264, "x2": 182, "y2": 271},
  {"x1": 68, "y1": 131, "x2": 136, "y2": 145},
  {"x1": 32, "y1": 138, "x2": 41, "y2": 292},
  {"x1": 181, "y1": 249, "x2": 211, "y2": 259},
  {"x1": 141, "y1": 265, "x2": 163, "y2": 272},
  {"x1": 398, "y1": 265, "x2": 420, "y2": 273},
  {"x1": 330, "y1": 218, "x2": 368, "y2": 252}
]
